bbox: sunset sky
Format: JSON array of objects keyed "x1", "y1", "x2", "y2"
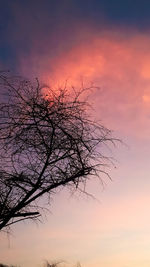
[{"x1": 1, "y1": 1, "x2": 150, "y2": 267}]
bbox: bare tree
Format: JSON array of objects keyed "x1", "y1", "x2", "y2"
[
  {"x1": 0, "y1": 261, "x2": 79, "y2": 267},
  {"x1": 0, "y1": 72, "x2": 115, "y2": 231}
]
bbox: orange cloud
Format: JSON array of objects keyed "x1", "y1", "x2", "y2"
[{"x1": 19, "y1": 29, "x2": 150, "y2": 138}]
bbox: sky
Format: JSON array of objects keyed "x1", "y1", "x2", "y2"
[{"x1": 1, "y1": 0, "x2": 150, "y2": 267}]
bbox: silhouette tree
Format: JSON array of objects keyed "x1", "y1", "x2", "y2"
[
  {"x1": 0, "y1": 72, "x2": 115, "y2": 231},
  {"x1": 0, "y1": 261, "x2": 79, "y2": 267}
]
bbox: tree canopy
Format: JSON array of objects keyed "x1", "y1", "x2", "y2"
[{"x1": 0, "y1": 72, "x2": 115, "y2": 231}]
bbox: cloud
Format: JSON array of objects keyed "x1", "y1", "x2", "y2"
[
  {"x1": 16, "y1": 28, "x2": 150, "y2": 138},
  {"x1": 4, "y1": 2, "x2": 150, "y2": 138}
]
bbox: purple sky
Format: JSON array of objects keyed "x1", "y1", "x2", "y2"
[{"x1": 1, "y1": 1, "x2": 150, "y2": 267}]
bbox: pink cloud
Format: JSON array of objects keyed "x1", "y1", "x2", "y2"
[{"x1": 17, "y1": 29, "x2": 150, "y2": 138}]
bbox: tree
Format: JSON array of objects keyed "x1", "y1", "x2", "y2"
[
  {"x1": 0, "y1": 72, "x2": 115, "y2": 231},
  {"x1": 0, "y1": 261, "x2": 79, "y2": 267}
]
